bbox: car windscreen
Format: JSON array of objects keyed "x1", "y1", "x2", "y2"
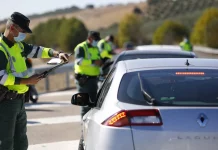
[
  {"x1": 120, "y1": 54, "x2": 194, "y2": 61},
  {"x1": 118, "y1": 69, "x2": 218, "y2": 106}
]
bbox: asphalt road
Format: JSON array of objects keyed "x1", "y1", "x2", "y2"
[{"x1": 27, "y1": 90, "x2": 81, "y2": 150}]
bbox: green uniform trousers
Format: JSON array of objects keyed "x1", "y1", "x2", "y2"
[
  {"x1": 0, "y1": 98, "x2": 28, "y2": 150},
  {"x1": 75, "y1": 78, "x2": 98, "y2": 118}
]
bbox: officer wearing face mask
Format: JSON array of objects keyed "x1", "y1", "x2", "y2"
[
  {"x1": 74, "y1": 31, "x2": 102, "y2": 118},
  {"x1": 98, "y1": 34, "x2": 115, "y2": 61},
  {"x1": 0, "y1": 12, "x2": 69, "y2": 150},
  {"x1": 97, "y1": 35, "x2": 115, "y2": 76}
]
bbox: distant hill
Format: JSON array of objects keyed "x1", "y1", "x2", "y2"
[
  {"x1": 0, "y1": 6, "x2": 80, "y2": 25},
  {"x1": 0, "y1": 2, "x2": 147, "y2": 31},
  {"x1": 28, "y1": 6, "x2": 80, "y2": 19}
]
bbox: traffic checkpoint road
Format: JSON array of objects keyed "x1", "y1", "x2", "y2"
[{"x1": 26, "y1": 90, "x2": 81, "y2": 150}]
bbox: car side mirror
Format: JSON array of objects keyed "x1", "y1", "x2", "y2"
[{"x1": 71, "y1": 93, "x2": 93, "y2": 107}]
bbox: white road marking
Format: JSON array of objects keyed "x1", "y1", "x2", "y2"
[
  {"x1": 40, "y1": 90, "x2": 78, "y2": 97},
  {"x1": 28, "y1": 140, "x2": 79, "y2": 150},
  {"x1": 25, "y1": 101, "x2": 71, "y2": 109},
  {"x1": 27, "y1": 116, "x2": 81, "y2": 126}
]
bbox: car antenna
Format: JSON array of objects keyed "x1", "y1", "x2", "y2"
[{"x1": 185, "y1": 59, "x2": 190, "y2": 66}]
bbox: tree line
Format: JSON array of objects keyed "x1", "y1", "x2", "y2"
[
  {"x1": 26, "y1": 17, "x2": 88, "y2": 53},
  {"x1": 119, "y1": 7, "x2": 218, "y2": 48}
]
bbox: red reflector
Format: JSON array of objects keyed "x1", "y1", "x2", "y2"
[
  {"x1": 102, "y1": 110, "x2": 163, "y2": 127},
  {"x1": 176, "y1": 72, "x2": 205, "y2": 75}
]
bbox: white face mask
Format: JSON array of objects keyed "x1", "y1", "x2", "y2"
[
  {"x1": 14, "y1": 32, "x2": 26, "y2": 42},
  {"x1": 91, "y1": 40, "x2": 98, "y2": 47},
  {"x1": 13, "y1": 27, "x2": 26, "y2": 42}
]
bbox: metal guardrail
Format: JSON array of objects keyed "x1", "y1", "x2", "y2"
[
  {"x1": 34, "y1": 62, "x2": 74, "y2": 92},
  {"x1": 194, "y1": 46, "x2": 218, "y2": 54}
]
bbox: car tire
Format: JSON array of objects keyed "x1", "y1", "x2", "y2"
[
  {"x1": 29, "y1": 85, "x2": 38, "y2": 103},
  {"x1": 78, "y1": 137, "x2": 84, "y2": 150},
  {"x1": 30, "y1": 95, "x2": 38, "y2": 103}
]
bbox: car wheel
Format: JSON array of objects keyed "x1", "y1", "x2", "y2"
[
  {"x1": 78, "y1": 137, "x2": 84, "y2": 150},
  {"x1": 30, "y1": 95, "x2": 38, "y2": 103}
]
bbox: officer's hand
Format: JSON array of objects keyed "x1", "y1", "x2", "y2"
[
  {"x1": 93, "y1": 60, "x2": 102, "y2": 66},
  {"x1": 58, "y1": 53, "x2": 69, "y2": 63},
  {"x1": 20, "y1": 74, "x2": 43, "y2": 85}
]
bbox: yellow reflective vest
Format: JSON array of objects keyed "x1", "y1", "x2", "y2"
[
  {"x1": 0, "y1": 37, "x2": 51, "y2": 93},
  {"x1": 74, "y1": 41, "x2": 101, "y2": 76},
  {"x1": 180, "y1": 41, "x2": 193, "y2": 52},
  {"x1": 98, "y1": 39, "x2": 113, "y2": 59}
]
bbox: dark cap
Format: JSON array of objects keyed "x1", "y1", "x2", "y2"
[
  {"x1": 10, "y1": 12, "x2": 32, "y2": 33},
  {"x1": 88, "y1": 31, "x2": 101, "y2": 41}
]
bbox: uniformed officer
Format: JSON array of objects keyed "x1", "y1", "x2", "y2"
[
  {"x1": 0, "y1": 12, "x2": 69, "y2": 150},
  {"x1": 97, "y1": 35, "x2": 115, "y2": 76},
  {"x1": 74, "y1": 31, "x2": 102, "y2": 118},
  {"x1": 98, "y1": 34, "x2": 114, "y2": 60},
  {"x1": 180, "y1": 37, "x2": 193, "y2": 52}
]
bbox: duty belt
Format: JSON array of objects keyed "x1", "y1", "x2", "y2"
[
  {"x1": 75, "y1": 74, "x2": 98, "y2": 79},
  {"x1": 5, "y1": 91, "x2": 25, "y2": 100},
  {"x1": 0, "y1": 85, "x2": 25, "y2": 102}
]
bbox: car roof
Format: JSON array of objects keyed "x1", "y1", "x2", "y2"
[
  {"x1": 135, "y1": 45, "x2": 182, "y2": 51},
  {"x1": 118, "y1": 58, "x2": 218, "y2": 72},
  {"x1": 121, "y1": 49, "x2": 194, "y2": 56}
]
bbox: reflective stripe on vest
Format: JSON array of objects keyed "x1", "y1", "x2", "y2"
[
  {"x1": 74, "y1": 42, "x2": 100, "y2": 76},
  {"x1": 98, "y1": 39, "x2": 112, "y2": 59},
  {"x1": 98, "y1": 39, "x2": 112, "y2": 52},
  {"x1": 0, "y1": 43, "x2": 32, "y2": 78},
  {"x1": 83, "y1": 43, "x2": 91, "y2": 59},
  {"x1": 80, "y1": 42, "x2": 100, "y2": 60},
  {"x1": 0, "y1": 70, "x2": 6, "y2": 76}
]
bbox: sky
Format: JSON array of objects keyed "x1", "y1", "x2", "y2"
[{"x1": 1, "y1": 0, "x2": 145, "y2": 20}]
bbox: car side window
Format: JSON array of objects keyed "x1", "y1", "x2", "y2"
[{"x1": 96, "y1": 68, "x2": 115, "y2": 108}]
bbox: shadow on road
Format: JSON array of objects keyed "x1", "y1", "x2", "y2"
[
  {"x1": 27, "y1": 120, "x2": 41, "y2": 124},
  {"x1": 26, "y1": 109, "x2": 54, "y2": 112}
]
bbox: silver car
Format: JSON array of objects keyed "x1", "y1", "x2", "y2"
[{"x1": 72, "y1": 58, "x2": 218, "y2": 150}]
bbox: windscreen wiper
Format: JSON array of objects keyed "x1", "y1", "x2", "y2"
[{"x1": 138, "y1": 73, "x2": 155, "y2": 106}]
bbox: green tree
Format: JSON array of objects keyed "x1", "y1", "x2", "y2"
[
  {"x1": 205, "y1": 18, "x2": 218, "y2": 48},
  {"x1": 118, "y1": 14, "x2": 144, "y2": 47},
  {"x1": 28, "y1": 18, "x2": 65, "y2": 47},
  {"x1": 191, "y1": 7, "x2": 218, "y2": 48},
  {"x1": 58, "y1": 17, "x2": 88, "y2": 53},
  {"x1": 26, "y1": 17, "x2": 87, "y2": 52},
  {"x1": 153, "y1": 20, "x2": 189, "y2": 45}
]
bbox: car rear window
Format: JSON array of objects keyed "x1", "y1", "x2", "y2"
[{"x1": 118, "y1": 69, "x2": 218, "y2": 106}]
